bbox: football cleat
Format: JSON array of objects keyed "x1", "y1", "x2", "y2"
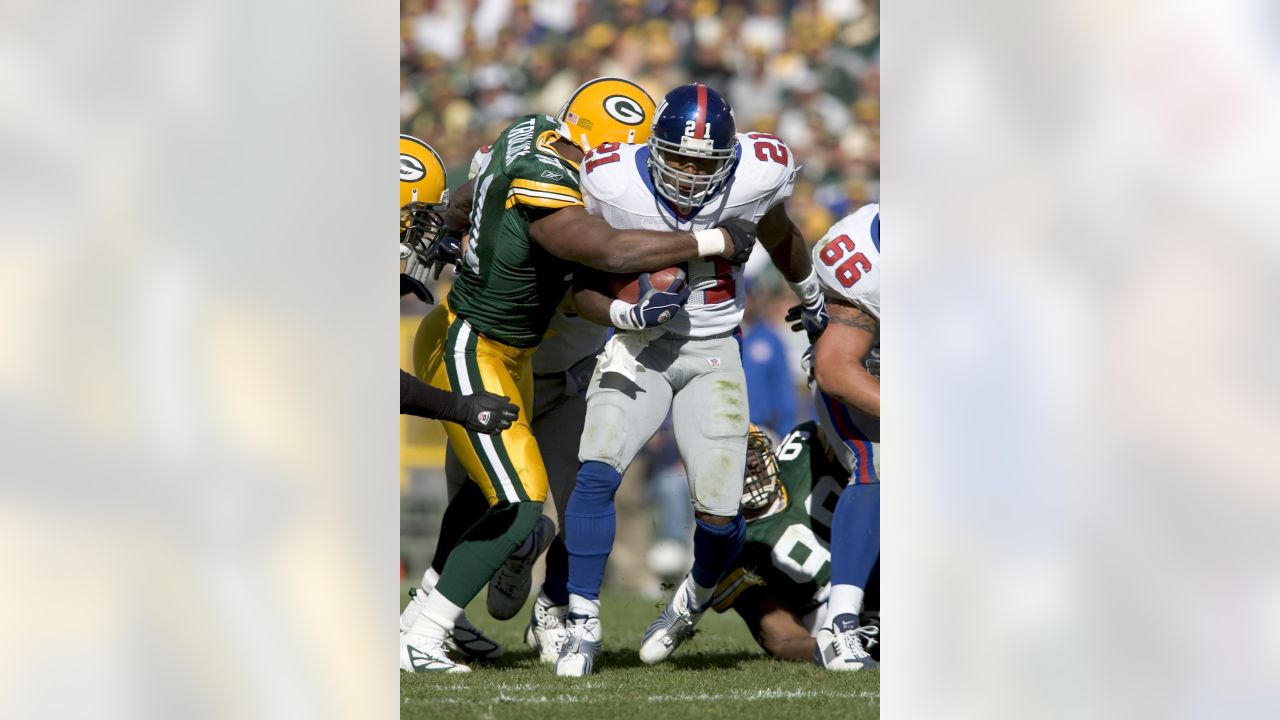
[
  {"x1": 639, "y1": 575, "x2": 706, "y2": 664},
  {"x1": 555, "y1": 613, "x2": 603, "y2": 677},
  {"x1": 487, "y1": 515, "x2": 556, "y2": 620},
  {"x1": 396, "y1": 620, "x2": 473, "y2": 676},
  {"x1": 401, "y1": 587, "x2": 502, "y2": 661},
  {"x1": 860, "y1": 610, "x2": 880, "y2": 662},
  {"x1": 525, "y1": 594, "x2": 569, "y2": 664},
  {"x1": 813, "y1": 613, "x2": 879, "y2": 671}
]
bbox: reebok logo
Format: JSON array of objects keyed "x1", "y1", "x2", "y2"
[{"x1": 540, "y1": 169, "x2": 564, "y2": 181}]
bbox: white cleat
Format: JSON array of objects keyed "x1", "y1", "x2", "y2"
[
  {"x1": 813, "y1": 613, "x2": 879, "y2": 671},
  {"x1": 639, "y1": 575, "x2": 705, "y2": 664},
  {"x1": 525, "y1": 594, "x2": 569, "y2": 664},
  {"x1": 400, "y1": 633, "x2": 471, "y2": 674},
  {"x1": 401, "y1": 587, "x2": 502, "y2": 661},
  {"x1": 488, "y1": 515, "x2": 556, "y2": 620},
  {"x1": 555, "y1": 613, "x2": 602, "y2": 677}
]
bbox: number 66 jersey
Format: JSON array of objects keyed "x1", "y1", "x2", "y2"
[
  {"x1": 814, "y1": 203, "x2": 880, "y2": 376},
  {"x1": 579, "y1": 133, "x2": 799, "y2": 337}
]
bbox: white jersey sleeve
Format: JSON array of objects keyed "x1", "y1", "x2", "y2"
[
  {"x1": 812, "y1": 203, "x2": 880, "y2": 376},
  {"x1": 813, "y1": 203, "x2": 880, "y2": 319}
]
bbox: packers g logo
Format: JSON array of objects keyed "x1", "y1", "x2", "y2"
[
  {"x1": 400, "y1": 154, "x2": 426, "y2": 182},
  {"x1": 603, "y1": 95, "x2": 646, "y2": 126}
]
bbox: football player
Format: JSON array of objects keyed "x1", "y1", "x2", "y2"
[
  {"x1": 554, "y1": 83, "x2": 829, "y2": 676},
  {"x1": 399, "y1": 78, "x2": 759, "y2": 673},
  {"x1": 711, "y1": 424, "x2": 879, "y2": 662},
  {"x1": 398, "y1": 135, "x2": 517, "y2": 431},
  {"x1": 791, "y1": 202, "x2": 880, "y2": 671},
  {"x1": 398, "y1": 147, "x2": 610, "y2": 665}
]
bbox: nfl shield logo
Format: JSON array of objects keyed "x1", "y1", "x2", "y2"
[{"x1": 707, "y1": 357, "x2": 721, "y2": 369}]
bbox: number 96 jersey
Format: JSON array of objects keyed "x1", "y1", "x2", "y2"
[
  {"x1": 813, "y1": 203, "x2": 880, "y2": 376},
  {"x1": 711, "y1": 422, "x2": 849, "y2": 623},
  {"x1": 580, "y1": 132, "x2": 799, "y2": 337}
]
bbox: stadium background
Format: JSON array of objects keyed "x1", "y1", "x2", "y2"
[{"x1": 399, "y1": 0, "x2": 879, "y2": 593}]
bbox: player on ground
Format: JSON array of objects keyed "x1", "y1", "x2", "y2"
[
  {"x1": 710, "y1": 423, "x2": 879, "y2": 661},
  {"x1": 398, "y1": 135, "x2": 517, "y2": 430},
  {"x1": 555, "y1": 83, "x2": 829, "y2": 676},
  {"x1": 399, "y1": 78, "x2": 760, "y2": 673},
  {"x1": 791, "y1": 202, "x2": 880, "y2": 671}
]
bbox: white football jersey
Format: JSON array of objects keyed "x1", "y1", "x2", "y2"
[
  {"x1": 581, "y1": 133, "x2": 799, "y2": 337},
  {"x1": 812, "y1": 203, "x2": 879, "y2": 376}
]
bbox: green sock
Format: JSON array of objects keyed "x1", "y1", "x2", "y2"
[
  {"x1": 430, "y1": 479, "x2": 490, "y2": 575},
  {"x1": 434, "y1": 500, "x2": 544, "y2": 608}
]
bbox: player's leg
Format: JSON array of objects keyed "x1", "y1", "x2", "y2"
[
  {"x1": 398, "y1": 447, "x2": 502, "y2": 661},
  {"x1": 522, "y1": 382, "x2": 587, "y2": 661},
  {"x1": 558, "y1": 354, "x2": 674, "y2": 676},
  {"x1": 640, "y1": 336, "x2": 749, "y2": 663},
  {"x1": 402, "y1": 311, "x2": 547, "y2": 672},
  {"x1": 814, "y1": 389, "x2": 880, "y2": 671}
]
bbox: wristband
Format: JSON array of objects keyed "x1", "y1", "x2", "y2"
[
  {"x1": 610, "y1": 299, "x2": 641, "y2": 331},
  {"x1": 788, "y1": 268, "x2": 823, "y2": 306},
  {"x1": 694, "y1": 229, "x2": 726, "y2": 257}
]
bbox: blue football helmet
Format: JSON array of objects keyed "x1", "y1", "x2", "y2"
[{"x1": 648, "y1": 83, "x2": 738, "y2": 212}]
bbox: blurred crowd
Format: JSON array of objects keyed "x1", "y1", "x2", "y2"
[{"x1": 401, "y1": 0, "x2": 880, "y2": 239}]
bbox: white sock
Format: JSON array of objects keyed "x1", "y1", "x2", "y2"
[
  {"x1": 408, "y1": 589, "x2": 464, "y2": 644},
  {"x1": 568, "y1": 593, "x2": 600, "y2": 619},
  {"x1": 827, "y1": 583, "x2": 865, "y2": 625},
  {"x1": 421, "y1": 567, "x2": 441, "y2": 592},
  {"x1": 686, "y1": 574, "x2": 715, "y2": 610}
]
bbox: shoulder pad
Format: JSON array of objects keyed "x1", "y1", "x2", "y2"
[
  {"x1": 580, "y1": 142, "x2": 642, "y2": 204},
  {"x1": 732, "y1": 132, "x2": 799, "y2": 204}
]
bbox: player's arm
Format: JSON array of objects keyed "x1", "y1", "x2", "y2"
[
  {"x1": 757, "y1": 202, "x2": 812, "y2": 283},
  {"x1": 530, "y1": 205, "x2": 755, "y2": 273},
  {"x1": 760, "y1": 202, "x2": 826, "y2": 335},
  {"x1": 733, "y1": 592, "x2": 817, "y2": 662},
  {"x1": 399, "y1": 370, "x2": 519, "y2": 435},
  {"x1": 813, "y1": 296, "x2": 879, "y2": 417},
  {"x1": 441, "y1": 177, "x2": 474, "y2": 233},
  {"x1": 571, "y1": 269, "x2": 689, "y2": 331}
]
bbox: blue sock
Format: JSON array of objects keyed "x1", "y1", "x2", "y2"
[
  {"x1": 831, "y1": 482, "x2": 880, "y2": 588},
  {"x1": 542, "y1": 534, "x2": 569, "y2": 606},
  {"x1": 690, "y1": 514, "x2": 746, "y2": 590},
  {"x1": 565, "y1": 461, "x2": 623, "y2": 601}
]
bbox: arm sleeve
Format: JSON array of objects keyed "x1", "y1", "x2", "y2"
[{"x1": 400, "y1": 369, "x2": 467, "y2": 422}]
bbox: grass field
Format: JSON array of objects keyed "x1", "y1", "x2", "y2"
[{"x1": 401, "y1": 586, "x2": 879, "y2": 719}]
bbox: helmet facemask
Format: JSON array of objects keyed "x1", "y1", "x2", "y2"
[
  {"x1": 648, "y1": 134, "x2": 736, "y2": 213},
  {"x1": 400, "y1": 198, "x2": 446, "y2": 267},
  {"x1": 741, "y1": 427, "x2": 781, "y2": 517}
]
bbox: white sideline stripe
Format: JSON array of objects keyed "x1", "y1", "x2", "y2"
[
  {"x1": 453, "y1": 322, "x2": 520, "y2": 501},
  {"x1": 418, "y1": 689, "x2": 879, "y2": 705}
]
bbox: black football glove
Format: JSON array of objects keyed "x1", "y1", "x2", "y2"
[
  {"x1": 716, "y1": 217, "x2": 759, "y2": 265},
  {"x1": 457, "y1": 390, "x2": 519, "y2": 435},
  {"x1": 400, "y1": 273, "x2": 433, "y2": 303},
  {"x1": 786, "y1": 297, "x2": 829, "y2": 342}
]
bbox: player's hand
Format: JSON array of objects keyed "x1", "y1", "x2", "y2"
[
  {"x1": 785, "y1": 295, "x2": 829, "y2": 341},
  {"x1": 458, "y1": 390, "x2": 519, "y2": 435},
  {"x1": 800, "y1": 344, "x2": 816, "y2": 383},
  {"x1": 626, "y1": 274, "x2": 690, "y2": 329},
  {"x1": 716, "y1": 218, "x2": 758, "y2": 265},
  {"x1": 424, "y1": 231, "x2": 464, "y2": 280},
  {"x1": 400, "y1": 273, "x2": 433, "y2": 303}
]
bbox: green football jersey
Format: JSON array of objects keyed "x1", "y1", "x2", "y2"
[
  {"x1": 713, "y1": 421, "x2": 850, "y2": 619},
  {"x1": 448, "y1": 114, "x2": 584, "y2": 348}
]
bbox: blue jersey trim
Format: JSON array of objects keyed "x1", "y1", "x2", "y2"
[{"x1": 871, "y1": 212, "x2": 880, "y2": 252}]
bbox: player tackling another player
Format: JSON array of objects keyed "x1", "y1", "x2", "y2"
[{"x1": 399, "y1": 78, "x2": 760, "y2": 673}]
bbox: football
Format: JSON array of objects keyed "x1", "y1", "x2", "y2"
[{"x1": 607, "y1": 264, "x2": 687, "y2": 303}]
